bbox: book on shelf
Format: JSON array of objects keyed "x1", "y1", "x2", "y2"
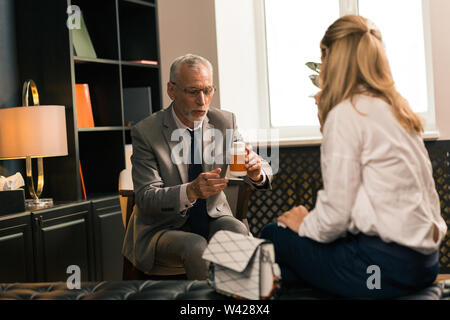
[
  {"x1": 72, "y1": 11, "x2": 97, "y2": 58},
  {"x1": 123, "y1": 86, "x2": 152, "y2": 126},
  {"x1": 79, "y1": 160, "x2": 87, "y2": 200},
  {"x1": 75, "y1": 83, "x2": 95, "y2": 128},
  {"x1": 127, "y1": 60, "x2": 158, "y2": 66}
]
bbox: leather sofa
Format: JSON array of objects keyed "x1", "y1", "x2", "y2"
[{"x1": 0, "y1": 279, "x2": 449, "y2": 300}]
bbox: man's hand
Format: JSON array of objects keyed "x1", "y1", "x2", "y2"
[
  {"x1": 186, "y1": 168, "x2": 228, "y2": 202},
  {"x1": 245, "y1": 144, "x2": 263, "y2": 182},
  {"x1": 277, "y1": 205, "x2": 309, "y2": 233}
]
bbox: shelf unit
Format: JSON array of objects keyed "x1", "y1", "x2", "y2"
[{"x1": 14, "y1": 0, "x2": 162, "y2": 201}]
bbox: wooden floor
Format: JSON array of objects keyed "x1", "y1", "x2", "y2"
[{"x1": 435, "y1": 274, "x2": 450, "y2": 282}]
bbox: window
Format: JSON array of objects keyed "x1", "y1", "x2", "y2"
[
  {"x1": 264, "y1": 0, "x2": 339, "y2": 133},
  {"x1": 263, "y1": 0, "x2": 436, "y2": 142},
  {"x1": 357, "y1": 0, "x2": 436, "y2": 134}
]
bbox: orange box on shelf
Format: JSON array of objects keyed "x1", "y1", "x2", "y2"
[{"x1": 75, "y1": 83, "x2": 95, "y2": 128}]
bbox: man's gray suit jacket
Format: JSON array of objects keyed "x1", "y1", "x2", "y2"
[{"x1": 122, "y1": 104, "x2": 272, "y2": 273}]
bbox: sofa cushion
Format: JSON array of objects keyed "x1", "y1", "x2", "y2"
[{"x1": 0, "y1": 280, "x2": 449, "y2": 300}]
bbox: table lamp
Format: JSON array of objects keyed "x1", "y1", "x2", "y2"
[{"x1": 0, "y1": 80, "x2": 68, "y2": 210}]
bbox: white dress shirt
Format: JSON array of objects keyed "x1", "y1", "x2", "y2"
[
  {"x1": 171, "y1": 107, "x2": 202, "y2": 213},
  {"x1": 298, "y1": 95, "x2": 447, "y2": 255}
]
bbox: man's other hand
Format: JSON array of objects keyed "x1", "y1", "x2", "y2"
[{"x1": 245, "y1": 144, "x2": 262, "y2": 182}]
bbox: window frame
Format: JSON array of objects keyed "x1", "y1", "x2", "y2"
[{"x1": 260, "y1": 0, "x2": 438, "y2": 146}]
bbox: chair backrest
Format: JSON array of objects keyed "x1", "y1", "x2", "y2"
[
  {"x1": 118, "y1": 169, "x2": 134, "y2": 229},
  {"x1": 118, "y1": 169, "x2": 251, "y2": 230}
]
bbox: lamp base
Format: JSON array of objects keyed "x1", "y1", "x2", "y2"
[{"x1": 25, "y1": 198, "x2": 54, "y2": 210}]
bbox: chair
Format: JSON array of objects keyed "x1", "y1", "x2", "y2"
[{"x1": 118, "y1": 168, "x2": 252, "y2": 280}]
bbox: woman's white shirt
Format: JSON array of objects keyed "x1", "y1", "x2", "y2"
[{"x1": 298, "y1": 95, "x2": 447, "y2": 254}]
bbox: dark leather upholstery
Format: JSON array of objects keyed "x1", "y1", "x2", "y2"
[{"x1": 0, "y1": 280, "x2": 448, "y2": 300}]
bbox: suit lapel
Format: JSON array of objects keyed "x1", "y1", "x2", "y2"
[{"x1": 162, "y1": 104, "x2": 189, "y2": 183}]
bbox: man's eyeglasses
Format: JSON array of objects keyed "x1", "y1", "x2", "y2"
[{"x1": 170, "y1": 82, "x2": 216, "y2": 97}]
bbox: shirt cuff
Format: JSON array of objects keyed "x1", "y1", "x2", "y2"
[
  {"x1": 250, "y1": 172, "x2": 266, "y2": 186},
  {"x1": 180, "y1": 183, "x2": 196, "y2": 214},
  {"x1": 298, "y1": 220, "x2": 305, "y2": 237}
]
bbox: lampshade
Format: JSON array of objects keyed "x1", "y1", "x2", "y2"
[{"x1": 0, "y1": 105, "x2": 68, "y2": 159}]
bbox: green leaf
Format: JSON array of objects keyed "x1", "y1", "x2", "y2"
[
  {"x1": 306, "y1": 62, "x2": 321, "y2": 73},
  {"x1": 309, "y1": 74, "x2": 320, "y2": 88}
]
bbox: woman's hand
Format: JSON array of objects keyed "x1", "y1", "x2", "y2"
[{"x1": 277, "y1": 205, "x2": 309, "y2": 233}]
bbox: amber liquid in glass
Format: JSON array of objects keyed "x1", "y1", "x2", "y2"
[{"x1": 230, "y1": 154, "x2": 247, "y2": 172}]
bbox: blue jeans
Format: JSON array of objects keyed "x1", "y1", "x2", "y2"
[{"x1": 260, "y1": 223, "x2": 439, "y2": 299}]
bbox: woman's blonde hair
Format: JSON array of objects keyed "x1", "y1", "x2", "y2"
[{"x1": 317, "y1": 15, "x2": 423, "y2": 134}]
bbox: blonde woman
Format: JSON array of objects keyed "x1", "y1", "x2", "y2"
[{"x1": 261, "y1": 15, "x2": 447, "y2": 298}]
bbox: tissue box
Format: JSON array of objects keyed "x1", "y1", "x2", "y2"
[{"x1": 0, "y1": 189, "x2": 26, "y2": 216}]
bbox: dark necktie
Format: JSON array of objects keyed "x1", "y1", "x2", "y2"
[{"x1": 187, "y1": 129, "x2": 210, "y2": 239}]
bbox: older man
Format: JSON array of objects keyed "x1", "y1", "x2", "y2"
[{"x1": 122, "y1": 54, "x2": 272, "y2": 280}]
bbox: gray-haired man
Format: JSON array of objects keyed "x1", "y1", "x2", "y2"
[{"x1": 122, "y1": 54, "x2": 272, "y2": 280}]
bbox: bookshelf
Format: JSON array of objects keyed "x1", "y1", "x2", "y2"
[{"x1": 14, "y1": 0, "x2": 162, "y2": 201}]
